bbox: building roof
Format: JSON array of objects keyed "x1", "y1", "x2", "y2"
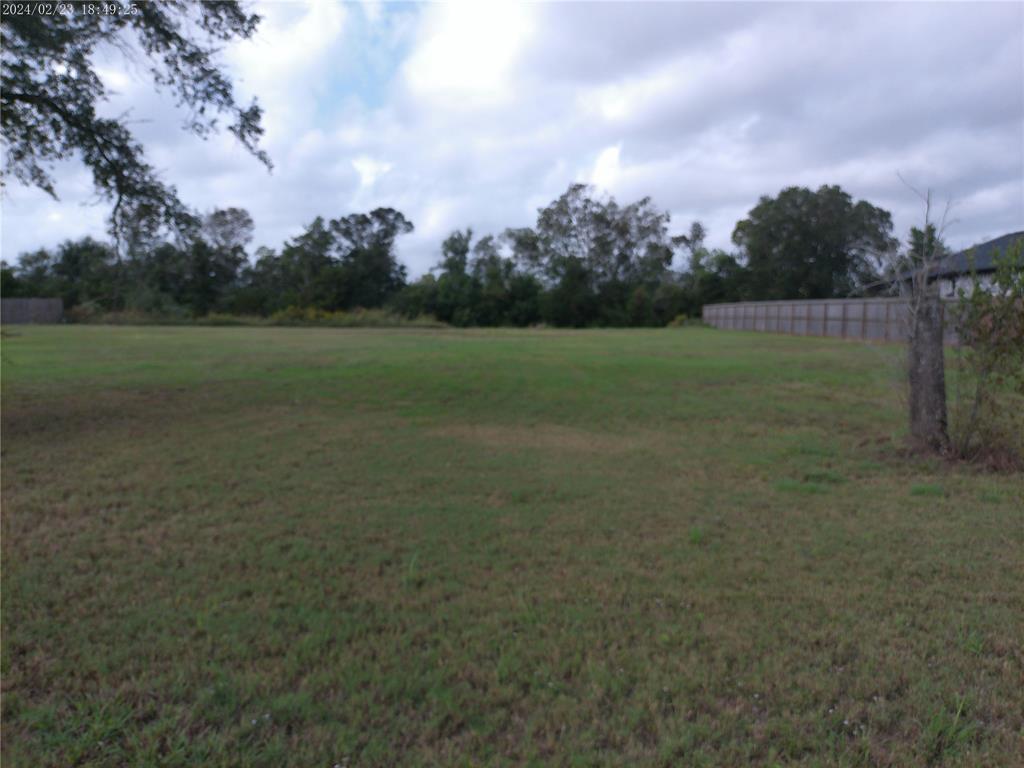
[
  {"x1": 855, "y1": 230, "x2": 1023, "y2": 295},
  {"x1": 932, "y1": 230, "x2": 1024, "y2": 278}
]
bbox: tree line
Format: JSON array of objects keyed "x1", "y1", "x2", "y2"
[
  {"x1": 2, "y1": 182, "x2": 902, "y2": 326},
  {"x1": 0, "y1": 3, "x2": 914, "y2": 329}
]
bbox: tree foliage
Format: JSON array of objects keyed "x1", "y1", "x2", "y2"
[
  {"x1": 506, "y1": 183, "x2": 678, "y2": 326},
  {"x1": 230, "y1": 209, "x2": 414, "y2": 315},
  {"x1": 6, "y1": 206, "x2": 414, "y2": 318},
  {"x1": 392, "y1": 185, "x2": 693, "y2": 328},
  {"x1": 1, "y1": 1, "x2": 269, "y2": 237},
  {"x1": 395, "y1": 229, "x2": 543, "y2": 327},
  {"x1": 9, "y1": 237, "x2": 117, "y2": 308},
  {"x1": 5, "y1": 182, "x2": 908, "y2": 328},
  {"x1": 733, "y1": 185, "x2": 897, "y2": 299},
  {"x1": 331, "y1": 209, "x2": 414, "y2": 310}
]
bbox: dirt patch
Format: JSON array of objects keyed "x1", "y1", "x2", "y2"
[
  {"x1": 430, "y1": 422, "x2": 641, "y2": 455},
  {"x1": 0, "y1": 379, "x2": 278, "y2": 443}
]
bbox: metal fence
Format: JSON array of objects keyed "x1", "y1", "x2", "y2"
[
  {"x1": 1, "y1": 298, "x2": 64, "y2": 325},
  {"x1": 702, "y1": 298, "x2": 960, "y2": 344}
]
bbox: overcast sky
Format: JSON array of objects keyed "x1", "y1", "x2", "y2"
[{"x1": 2, "y1": 1, "x2": 1022, "y2": 275}]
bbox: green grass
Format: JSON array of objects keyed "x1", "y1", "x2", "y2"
[{"x1": 2, "y1": 325, "x2": 1021, "y2": 767}]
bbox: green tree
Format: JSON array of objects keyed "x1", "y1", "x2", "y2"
[
  {"x1": 158, "y1": 207, "x2": 255, "y2": 315},
  {"x1": 8, "y1": 248, "x2": 60, "y2": 299},
  {"x1": 391, "y1": 273, "x2": 439, "y2": 321},
  {"x1": 685, "y1": 249, "x2": 749, "y2": 309},
  {"x1": 397, "y1": 230, "x2": 542, "y2": 327},
  {"x1": 431, "y1": 229, "x2": 478, "y2": 326},
  {"x1": 733, "y1": 185, "x2": 896, "y2": 299},
  {"x1": 227, "y1": 246, "x2": 285, "y2": 315},
  {"x1": 54, "y1": 237, "x2": 118, "y2": 307},
  {"x1": 0, "y1": 262, "x2": 24, "y2": 298},
  {"x1": 203, "y1": 207, "x2": 255, "y2": 258},
  {"x1": 12, "y1": 238, "x2": 117, "y2": 308},
  {"x1": 222, "y1": 209, "x2": 413, "y2": 315},
  {"x1": 181, "y1": 238, "x2": 245, "y2": 316},
  {"x1": 506, "y1": 183, "x2": 675, "y2": 326},
  {"x1": 540, "y1": 256, "x2": 597, "y2": 327},
  {"x1": 471, "y1": 234, "x2": 540, "y2": 326},
  {"x1": 125, "y1": 241, "x2": 189, "y2": 315},
  {"x1": 279, "y1": 217, "x2": 335, "y2": 309},
  {"x1": 627, "y1": 285, "x2": 655, "y2": 326},
  {"x1": 331, "y1": 208, "x2": 413, "y2": 309}
]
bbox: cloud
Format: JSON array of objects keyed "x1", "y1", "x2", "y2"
[
  {"x1": 352, "y1": 156, "x2": 393, "y2": 189},
  {"x1": 3, "y1": 1, "x2": 1021, "y2": 277},
  {"x1": 401, "y1": 2, "x2": 534, "y2": 106},
  {"x1": 227, "y1": 0, "x2": 348, "y2": 142},
  {"x1": 588, "y1": 145, "x2": 623, "y2": 192}
]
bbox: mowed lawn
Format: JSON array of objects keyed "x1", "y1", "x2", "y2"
[{"x1": 1, "y1": 326, "x2": 1021, "y2": 767}]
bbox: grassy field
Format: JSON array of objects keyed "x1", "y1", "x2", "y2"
[{"x1": 1, "y1": 325, "x2": 1021, "y2": 767}]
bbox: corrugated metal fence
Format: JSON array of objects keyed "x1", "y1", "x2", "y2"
[
  {"x1": 702, "y1": 298, "x2": 959, "y2": 344},
  {"x1": 1, "y1": 298, "x2": 64, "y2": 324}
]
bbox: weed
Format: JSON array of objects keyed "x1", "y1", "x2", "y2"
[
  {"x1": 910, "y1": 483, "x2": 945, "y2": 497},
  {"x1": 921, "y1": 697, "x2": 977, "y2": 765}
]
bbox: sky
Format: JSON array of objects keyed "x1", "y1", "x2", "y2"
[{"x1": 2, "y1": 0, "x2": 1022, "y2": 276}]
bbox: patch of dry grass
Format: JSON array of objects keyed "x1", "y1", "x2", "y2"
[{"x1": 430, "y1": 422, "x2": 650, "y2": 455}]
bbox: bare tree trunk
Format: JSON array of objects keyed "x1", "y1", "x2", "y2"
[{"x1": 907, "y1": 294, "x2": 948, "y2": 451}]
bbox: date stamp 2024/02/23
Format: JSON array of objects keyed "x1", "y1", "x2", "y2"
[{"x1": 1, "y1": 2, "x2": 140, "y2": 17}]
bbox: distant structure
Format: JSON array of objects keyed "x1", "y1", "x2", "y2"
[
  {"x1": 930, "y1": 231, "x2": 1022, "y2": 297},
  {"x1": 857, "y1": 230, "x2": 1023, "y2": 298},
  {"x1": 1, "y1": 298, "x2": 64, "y2": 324}
]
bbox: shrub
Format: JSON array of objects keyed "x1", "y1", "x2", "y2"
[
  {"x1": 196, "y1": 313, "x2": 264, "y2": 327},
  {"x1": 949, "y1": 241, "x2": 1024, "y2": 467},
  {"x1": 63, "y1": 305, "x2": 445, "y2": 329},
  {"x1": 124, "y1": 285, "x2": 187, "y2": 319},
  {"x1": 65, "y1": 300, "x2": 104, "y2": 324},
  {"x1": 267, "y1": 306, "x2": 444, "y2": 328},
  {"x1": 66, "y1": 305, "x2": 184, "y2": 325},
  {"x1": 667, "y1": 314, "x2": 708, "y2": 328}
]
